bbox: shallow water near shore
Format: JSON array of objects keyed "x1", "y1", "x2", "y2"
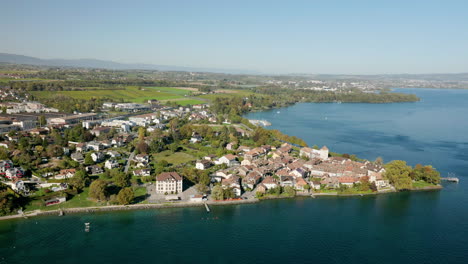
[{"x1": 2, "y1": 88, "x2": 468, "y2": 264}]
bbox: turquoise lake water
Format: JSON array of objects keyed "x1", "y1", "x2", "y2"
[{"x1": 1, "y1": 88, "x2": 467, "y2": 264}]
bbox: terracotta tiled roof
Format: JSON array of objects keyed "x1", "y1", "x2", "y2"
[
  {"x1": 157, "y1": 172, "x2": 182, "y2": 181},
  {"x1": 223, "y1": 154, "x2": 237, "y2": 161},
  {"x1": 338, "y1": 176, "x2": 358, "y2": 183}
]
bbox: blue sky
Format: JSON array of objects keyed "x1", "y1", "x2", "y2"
[{"x1": 1, "y1": 0, "x2": 467, "y2": 74}]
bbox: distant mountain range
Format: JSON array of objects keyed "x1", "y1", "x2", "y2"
[
  {"x1": 0, "y1": 53, "x2": 260, "y2": 74},
  {"x1": 1, "y1": 53, "x2": 467, "y2": 80}
]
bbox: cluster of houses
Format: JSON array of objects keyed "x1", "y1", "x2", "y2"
[
  {"x1": 0, "y1": 159, "x2": 32, "y2": 195},
  {"x1": 0, "y1": 89, "x2": 19, "y2": 101},
  {"x1": 191, "y1": 143, "x2": 389, "y2": 197},
  {"x1": 0, "y1": 159, "x2": 24, "y2": 180},
  {"x1": 153, "y1": 142, "x2": 388, "y2": 200},
  {"x1": 0, "y1": 95, "x2": 392, "y2": 206},
  {"x1": 188, "y1": 106, "x2": 217, "y2": 123}
]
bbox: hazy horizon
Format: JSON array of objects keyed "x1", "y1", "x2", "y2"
[{"x1": 2, "y1": 0, "x2": 468, "y2": 75}]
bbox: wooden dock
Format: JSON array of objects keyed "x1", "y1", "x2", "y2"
[
  {"x1": 441, "y1": 177, "x2": 459, "y2": 183},
  {"x1": 204, "y1": 203, "x2": 210, "y2": 213}
]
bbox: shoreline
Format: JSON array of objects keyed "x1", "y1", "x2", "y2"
[{"x1": 0, "y1": 185, "x2": 442, "y2": 222}]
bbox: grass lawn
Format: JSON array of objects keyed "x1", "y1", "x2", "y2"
[
  {"x1": 152, "y1": 150, "x2": 196, "y2": 165},
  {"x1": 30, "y1": 86, "x2": 191, "y2": 103},
  {"x1": 134, "y1": 186, "x2": 147, "y2": 197},
  {"x1": 315, "y1": 189, "x2": 338, "y2": 194},
  {"x1": 24, "y1": 188, "x2": 100, "y2": 212},
  {"x1": 412, "y1": 180, "x2": 437, "y2": 189},
  {"x1": 133, "y1": 186, "x2": 148, "y2": 204},
  {"x1": 336, "y1": 187, "x2": 374, "y2": 195}
]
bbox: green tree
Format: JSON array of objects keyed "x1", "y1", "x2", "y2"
[
  {"x1": 136, "y1": 141, "x2": 149, "y2": 154},
  {"x1": 0, "y1": 183, "x2": 22, "y2": 216},
  {"x1": 84, "y1": 153, "x2": 94, "y2": 165},
  {"x1": 358, "y1": 176, "x2": 371, "y2": 192},
  {"x1": 138, "y1": 127, "x2": 146, "y2": 141},
  {"x1": 268, "y1": 186, "x2": 282, "y2": 196},
  {"x1": 69, "y1": 170, "x2": 89, "y2": 191},
  {"x1": 195, "y1": 183, "x2": 209, "y2": 194},
  {"x1": 198, "y1": 172, "x2": 211, "y2": 186},
  {"x1": 150, "y1": 139, "x2": 165, "y2": 153},
  {"x1": 38, "y1": 115, "x2": 47, "y2": 126},
  {"x1": 411, "y1": 164, "x2": 440, "y2": 184},
  {"x1": 18, "y1": 137, "x2": 29, "y2": 150},
  {"x1": 154, "y1": 160, "x2": 169, "y2": 175},
  {"x1": 46, "y1": 144, "x2": 64, "y2": 158},
  {"x1": 0, "y1": 147, "x2": 9, "y2": 160},
  {"x1": 117, "y1": 187, "x2": 134, "y2": 205},
  {"x1": 282, "y1": 186, "x2": 296, "y2": 197},
  {"x1": 114, "y1": 172, "x2": 131, "y2": 188},
  {"x1": 211, "y1": 185, "x2": 224, "y2": 200},
  {"x1": 89, "y1": 179, "x2": 108, "y2": 201},
  {"x1": 384, "y1": 160, "x2": 413, "y2": 190},
  {"x1": 223, "y1": 187, "x2": 235, "y2": 199}
]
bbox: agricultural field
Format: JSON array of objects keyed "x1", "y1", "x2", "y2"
[
  {"x1": 197, "y1": 89, "x2": 253, "y2": 101},
  {"x1": 163, "y1": 98, "x2": 206, "y2": 105},
  {"x1": 30, "y1": 86, "x2": 194, "y2": 103}
]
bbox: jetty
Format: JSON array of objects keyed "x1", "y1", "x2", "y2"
[
  {"x1": 441, "y1": 177, "x2": 459, "y2": 183},
  {"x1": 204, "y1": 203, "x2": 210, "y2": 213}
]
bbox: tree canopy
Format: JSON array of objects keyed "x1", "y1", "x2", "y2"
[
  {"x1": 117, "y1": 187, "x2": 134, "y2": 205},
  {"x1": 384, "y1": 160, "x2": 413, "y2": 190},
  {"x1": 89, "y1": 179, "x2": 108, "y2": 201}
]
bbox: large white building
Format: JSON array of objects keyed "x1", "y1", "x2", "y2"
[
  {"x1": 300, "y1": 146, "x2": 329, "y2": 160},
  {"x1": 129, "y1": 113, "x2": 160, "y2": 127},
  {"x1": 156, "y1": 172, "x2": 183, "y2": 194},
  {"x1": 48, "y1": 113, "x2": 97, "y2": 125}
]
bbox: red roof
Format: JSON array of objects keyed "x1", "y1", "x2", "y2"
[
  {"x1": 296, "y1": 177, "x2": 308, "y2": 186},
  {"x1": 223, "y1": 154, "x2": 237, "y2": 161},
  {"x1": 338, "y1": 176, "x2": 358, "y2": 183},
  {"x1": 157, "y1": 172, "x2": 182, "y2": 181}
]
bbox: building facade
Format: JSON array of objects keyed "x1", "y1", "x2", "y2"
[{"x1": 156, "y1": 172, "x2": 183, "y2": 194}]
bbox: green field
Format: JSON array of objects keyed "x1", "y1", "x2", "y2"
[
  {"x1": 30, "y1": 86, "x2": 193, "y2": 103},
  {"x1": 24, "y1": 187, "x2": 100, "y2": 212},
  {"x1": 164, "y1": 98, "x2": 205, "y2": 105},
  {"x1": 29, "y1": 86, "x2": 253, "y2": 105},
  {"x1": 152, "y1": 150, "x2": 196, "y2": 165},
  {"x1": 198, "y1": 90, "x2": 253, "y2": 101}
]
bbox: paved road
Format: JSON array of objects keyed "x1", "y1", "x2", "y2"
[
  {"x1": 124, "y1": 151, "x2": 135, "y2": 173},
  {"x1": 146, "y1": 185, "x2": 200, "y2": 203}
]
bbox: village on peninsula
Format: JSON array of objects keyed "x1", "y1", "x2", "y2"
[{"x1": 0, "y1": 68, "x2": 442, "y2": 219}]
